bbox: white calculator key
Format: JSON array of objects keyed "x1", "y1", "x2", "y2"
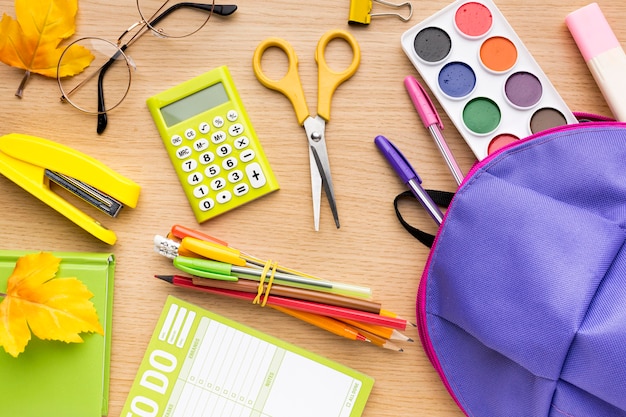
[
  {"x1": 171, "y1": 135, "x2": 183, "y2": 146},
  {"x1": 229, "y1": 123, "x2": 245, "y2": 137},
  {"x1": 228, "y1": 170, "x2": 243, "y2": 183},
  {"x1": 187, "y1": 171, "x2": 203, "y2": 185},
  {"x1": 193, "y1": 184, "x2": 209, "y2": 198},
  {"x1": 240, "y1": 149, "x2": 255, "y2": 163},
  {"x1": 211, "y1": 131, "x2": 227, "y2": 144},
  {"x1": 198, "y1": 151, "x2": 215, "y2": 165},
  {"x1": 213, "y1": 116, "x2": 225, "y2": 128},
  {"x1": 217, "y1": 144, "x2": 232, "y2": 157},
  {"x1": 245, "y1": 162, "x2": 266, "y2": 188},
  {"x1": 216, "y1": 191, "x2": 232, "y2": 204},
  {"x1": 194, "y1": 138, "x2": 209, "y2": 152},
  {"x1": 210, "y1": 177, "x2": 226, "y2": 191},
  {"x1": 199, "y1": 198, "x2": 215, "y2": 212},
  {"x1": 222, "y1": 156, "x2": 238, "y2": 170},
  {"x1": 199, "y1": 122, "x2": 210, "y2": 134},
  {"x1": 176, "y1": 146, "x2": 192, "y2": 159},
  {"x1": 181, "y1": 159, "x2": 197, "y2": 172},
  {"x1": 184, "y1": 128, "x2": 196, "y2": 140},
  {"x1": 205, "y1": 164, "x2": 220, "y2": 177},
  {"x1": 234, "y1": 136, "x2": 250, "y2": 150},
  {"x1": 226, "y1": 110, "x2": 238, "y2": 122},
  {"x1": 233, "y1": 183, "x2": 250, "y2": 197}
]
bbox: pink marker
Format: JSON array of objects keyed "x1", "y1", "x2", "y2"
[{"x1": 566, "y1": 3, "x2": 626, "y2": 121}]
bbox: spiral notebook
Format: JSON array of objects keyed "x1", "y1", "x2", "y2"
[
  {"x1": 0, "y1": 251, "x2": 114, "y2": 417},
  {"x1": 121, "y1": 295, "x2": 374, "y2": 417}
]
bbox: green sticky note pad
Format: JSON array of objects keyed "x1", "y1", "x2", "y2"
[
  {"x1": 121, "y1": 296, "x2": 375, "y2": 417},
  {"x1": 0, "y1": 251, "x2": 114, "y2": 417}
]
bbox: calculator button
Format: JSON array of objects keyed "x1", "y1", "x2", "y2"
[
  {"x1": 199, "y1": 198, "x2": 215, "y2": 212},
  {"x1": 199, "y1": 122, "x2": 210, "y2": 134},
  {"x1": 226, "y1": 110, "x2": 238, "y2": 122},
  {"x1": 216, "y1": 191, "x2": 232, "y2": 204},
  {"x1": 205, "y1": 164, "x2": 220, "y2": 178},
  {"x1": 193, "y1": 184, "x2": 209, "y2": 198},
  {"x1": 213, "y1": 116, "x2": 225, "y2": 128},
  {"x1": 246, "y1": 162, "x2": 267, "y2": 188},
  {"x1": 211, "y1": 131, "x2": 227, "y2": 144},
  {"x1": 222, "y1": 156, "x2": 238, "y2": 170},
  {"x1": 187, "y1": 172, "x2": 203, "y2": 185},
  {"x1": 198, "y1": 151, "x2": 215, "y2": 164},
  {"x1": 171, "y1": 135, "x2": 183, "y2": 146},
  {"x1": 210, "y1": 177, "x2": 226, "y2": 191},
  {"x1": 181, "y1": 159, "x2": 198, "y2": 172},
  {"x1": 217, "y1": 144, "x2": 232, "y2": 157},
  {"x1": 176, "y1": 146, "x2": 192, "y2": 159},
  {"x1": 184, "y1": 128, "x2": 196, "y2": 140},
  {"x1": 228, "y1": 170, "x2": 243, "y2": 183},
  {"x1": 233, "y1": 183, "x2": 250, "y2": 197},
  {"x1": 194, "y1": 138, "x2": 209, "y2": 152},
  {"x1": 229, "y1": 123, "x2": 245, "y2": 137},
  {"x1": 234, "y1": 136, "x2": 250, "y2": 150},
  {"x1": 240, "y1": 150, "x2": 255, "y2": 163}
]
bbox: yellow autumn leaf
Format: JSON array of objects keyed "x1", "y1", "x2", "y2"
[
  {"x1": 0, "y1": 252, "x2": 104, "y2": 358},
  {"x1": 0, "y1": 0, "x2": 94, "y2": 96}
]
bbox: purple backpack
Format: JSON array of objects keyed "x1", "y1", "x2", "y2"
[{"x1": 398, "y1": 121, "x2": 626, "y2": 416}]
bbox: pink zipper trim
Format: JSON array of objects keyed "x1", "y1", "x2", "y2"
[{"x1": 415, "y1": 116, "x2": 625, "y2": 415}]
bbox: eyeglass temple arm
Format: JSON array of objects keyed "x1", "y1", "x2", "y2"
[
  {"x1": 148, "y1": 3, "x2": 237, "y2": 27},
  {"x1": 96, "y1": 45, "x2": 128, "y2": 134}
]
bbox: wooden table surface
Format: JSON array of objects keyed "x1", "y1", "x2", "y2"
[{"x1": 0, "y1": 0, "x2": 623, "y2": 415}]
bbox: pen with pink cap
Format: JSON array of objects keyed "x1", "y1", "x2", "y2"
[{"x1": 404, "y1": 75, "x2": 464, "y2": 185}]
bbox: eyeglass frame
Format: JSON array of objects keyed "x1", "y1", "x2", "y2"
[{"x1": 57, "y1": 1, "x2": 238, "y2": 134}]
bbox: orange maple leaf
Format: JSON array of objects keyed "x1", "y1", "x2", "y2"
[
  {"x1": 0, "y1": 0, "x2": 94, "y2": 97},
  {"x1": 0, "y1": 252, "x2": 104, "y2": 358}
]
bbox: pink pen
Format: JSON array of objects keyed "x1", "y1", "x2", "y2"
[{"x1": 404, "y1": 75, "x2": 464, "y2": 185}]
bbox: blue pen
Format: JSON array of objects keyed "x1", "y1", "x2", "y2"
[{"x1": 375, "y1": 135, "x2": 444, "y2": 225}]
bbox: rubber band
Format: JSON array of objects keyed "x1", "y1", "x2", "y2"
[{"x1": 253, "y1": 260, "x2": 278, "y2": 307}]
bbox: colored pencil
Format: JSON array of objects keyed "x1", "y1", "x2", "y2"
[
  {"x1": 156, "y1": 275, "x2": 407, "y2": 330},
  {"x1": 190, "y1": 276, "x2": 382, "y2": 313}
]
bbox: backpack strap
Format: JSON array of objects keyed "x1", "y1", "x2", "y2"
[{"x1": 394, "y1": 189, "x2": 454, "y2": 248}]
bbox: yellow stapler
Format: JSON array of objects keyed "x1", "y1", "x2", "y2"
[{"x1": 0, "y1": 133, "x2": 140, "y2": 245}]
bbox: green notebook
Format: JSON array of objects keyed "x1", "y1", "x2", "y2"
[
  {"x1": 0, "y1": 251, "x2": 114, "y2": 417},
  {"x1": 121, "y1": 295, "x2": 374, "y2": 417}
]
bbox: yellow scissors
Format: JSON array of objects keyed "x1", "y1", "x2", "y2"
[{"x1": 252, "y1": 29, "x2": 361, "y2": 231}]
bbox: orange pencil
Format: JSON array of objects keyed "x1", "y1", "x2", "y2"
[
  {"x1": 338, "y1": 318, "x2": 414, "y2": 342},
  {"x1": 270, "y1": 305, "x2": 369, "y2": 342}
]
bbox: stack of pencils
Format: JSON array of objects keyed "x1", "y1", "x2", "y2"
[{"x1": 154, "y1": 225, "x2": 413, "y2": 351}]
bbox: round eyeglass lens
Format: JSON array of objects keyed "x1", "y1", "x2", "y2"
[
  {"x1": 137, "y1": 0, "x2": 215, "y2": 38},
  {"x1": 57, "y1": 37, "x2": 133, "y2": 114}
]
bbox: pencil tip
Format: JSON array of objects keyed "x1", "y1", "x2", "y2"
[
  {"x1": 155, "y1": 275, "x2": 174, "y2": 283},
  {"x1": 399, "y1": 348, "x2": 404, "y2": 352},
  {"x1": 407, "y1": 338, "x2": 414, "y2": 342}
]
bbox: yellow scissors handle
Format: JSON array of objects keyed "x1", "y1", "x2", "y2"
[
  {"x1": 252, "y1": 37, "x2": 310, "y2": 125},
  {"x1": 316, "y1": 29, "x2": 361, "y2": 121}
]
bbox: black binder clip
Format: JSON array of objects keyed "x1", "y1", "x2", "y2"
[{"x1": 348, "y1": 0, "x2": 413, "y2": 25}]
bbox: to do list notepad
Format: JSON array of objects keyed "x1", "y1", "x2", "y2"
[{"x1": 121, "y1": 296, "x2": 374, "y2": 417}]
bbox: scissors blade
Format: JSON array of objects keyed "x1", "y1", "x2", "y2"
[
  {"x1": 304, "y1": 116, "x2": 340, "y2": 229},
  {"x1": 308, "y1": 147, "x2": 322, "y2": 231}
]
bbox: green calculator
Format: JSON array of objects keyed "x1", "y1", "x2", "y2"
[{"x1": 147, "y1": 66, "x2": 279, "y2": 223}]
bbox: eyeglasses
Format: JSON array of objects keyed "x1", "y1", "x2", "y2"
[{"x1": 57, "y1": 0, "x2": 237, "y2": 134}]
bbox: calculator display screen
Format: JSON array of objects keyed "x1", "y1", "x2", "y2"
[{"x1": 160, "y1": 82, "x2": 230, "y2": 127}]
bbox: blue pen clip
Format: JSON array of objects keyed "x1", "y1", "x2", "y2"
[{"x1": 173, "y1": 256, "x2": 239, "y2": 281}]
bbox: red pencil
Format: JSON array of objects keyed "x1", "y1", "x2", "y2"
[{"x1": 156, "y1": 275, "x2": 407, "y2": 330}]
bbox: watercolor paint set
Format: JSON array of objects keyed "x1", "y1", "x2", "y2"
[{"x1": 401, "y1": 0, "x2": 578, "y2": 160}]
